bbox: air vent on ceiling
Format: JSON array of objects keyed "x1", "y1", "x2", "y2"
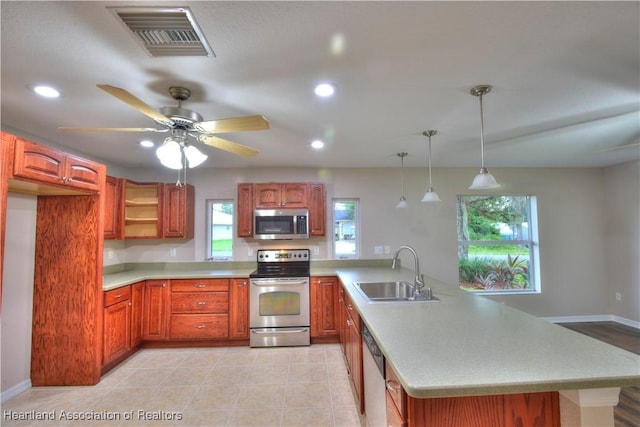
[{"x1": 109, "y1": 7, "x2": 215, "y2": 57}]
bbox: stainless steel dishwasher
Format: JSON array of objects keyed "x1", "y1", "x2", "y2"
[{"x1": 362, "y1": 322, "x2": 386, "y2": 427}]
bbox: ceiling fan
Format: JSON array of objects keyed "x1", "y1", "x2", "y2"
[{"x1": 60, "y1": 84, "x2": 270, "y2": 162}]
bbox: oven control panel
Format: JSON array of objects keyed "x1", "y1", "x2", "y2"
[{"x1": 256, "y1": 249, "x2": 310, "y2": 263}]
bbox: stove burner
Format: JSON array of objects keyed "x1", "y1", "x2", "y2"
[{"x1": 250, "y1": 249, "x2": 310, "y2": 278}]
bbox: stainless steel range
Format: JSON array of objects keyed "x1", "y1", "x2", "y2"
[{"x1": 249, "y1": 249, "x2": 311, "y2": 347}]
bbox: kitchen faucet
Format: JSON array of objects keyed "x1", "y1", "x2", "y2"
[{"x1": 391, "y1": 245, "x2": 428, "y2": 296}]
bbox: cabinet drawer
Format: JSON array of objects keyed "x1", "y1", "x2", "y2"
[
  {"x1": 104, "y1": 286, "x2": 131, "y2": 307},
  {"x1": 385, "y1": 360, "x2": 407, "y2": 417},
  {"x1": 170, "y1": 314, "x2": 229, "y2": 339},
  {"x1": 171, "y1": 278, "x2": 229, "y2": 292},
  {"x1": 171, "y1": 292, "x2": 229, "y2": 314}
]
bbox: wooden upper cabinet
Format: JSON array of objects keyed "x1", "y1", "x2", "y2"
[
  {"x1": 104, "y1": 176, "x2": 122, "y2": 239},
  {"x1": 163, "y1": 183, "x2": 194, "y2": 239},
  {"x1": 254, "y1": 183, "x2": 308, "y2": 208},
  {"x1": 12, "y1": 137, "x2": 104, "y2": 192},
  {"x1": 123, "y1": 180, "x2": 162, "y2": 239},
  {"x1": 309, "y1": 183, "x2": 326, "y2": 236},
  {"x1": 237, "y1": 183, "x2": 254, "y2": 237}
]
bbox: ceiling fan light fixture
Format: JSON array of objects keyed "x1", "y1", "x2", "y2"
[
  {"x1": 31, "y1": 84, "x2": 60, "y2": 98},
  {"x1": 421, "y1": 188, "x2": 441, "y2": 202},
  {"x1": 139, "y1": 139, "x2": 155, "y2": 148},
  {"x1": 314, "y1": 83, "x2": 335, "y2": 97},
  {"x1": 156, "y1": 138, "x2": 183, "y2": 169},
  {"x1": 469, "y1": 85, "x2": 501, "y2": 190},
  {"x1": 184, "y1": 144, "x2": 207, "y2": 168}
]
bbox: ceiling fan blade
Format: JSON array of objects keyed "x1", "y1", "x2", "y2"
[
  {"x1": 199, "y1": 135, "x2": 259, "y2": 157},
  {"x1": 97, "y1": 84, "x2": 174, "y2": 127},
  {"x1": 592, "y1": 141, "x2": 640, "y2": 153},
  {"x1": 58, "y1": 127, "x2": 167, "y2": 132},
  {"x1": 195, "y1": 115, "x2": 270, "y2": 134}
]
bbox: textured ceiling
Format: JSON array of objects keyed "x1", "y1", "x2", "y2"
[{"x1": 1, "y1": 1, "x2": 638, "y2": 170}]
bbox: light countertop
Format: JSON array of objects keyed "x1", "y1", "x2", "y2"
[
  {"x1": 103, "y1": 263, "x2": 640, "y2": 399},
  {"x1": 336, "y1": 268, "x2": 640, "y2": 398}
]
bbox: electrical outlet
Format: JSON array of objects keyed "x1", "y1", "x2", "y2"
[
  {"x1": 313, "y1": 246, "x2": 320, "y2": 256},
  {"x1": 107, "y1": 249, "x2": 114, "y2": 260},
  {"x1": 170, "y1": 248, "x2": 176, "y2": 257},
  {"x1": 374, "y1": 246, "x2": 383, "y2": 255},
  {"x1": 615, "y1": 292, "x2": 622, "y2": 301},
  {"x1": 384, "y1": 246, "x2": 390, "y2": 254},
  {"x1": 248, "y1": 248, "x2": 254, "y2": 257}
]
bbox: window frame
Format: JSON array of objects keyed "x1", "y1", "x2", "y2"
[
  {"x1": 205, "y1": 199, "x2": 234, "y2": 261},
  {"x1": 332, "y1": 198, "x2": 360, "y2": 259},
  {"x1": 456, "y1": 195, "x2": 540, "y2": 295}
]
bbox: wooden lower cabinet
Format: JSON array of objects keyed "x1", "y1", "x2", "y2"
[
  {"x1": 103, "y1": 286, "x2": 132, "y2": 365},
  {"x1": 311, "y1": 276, "x2": 339, "y2": 341},
  {"x1": 143, "y1": 280, "x2": 169, "y2": 340},
  {"x1": 130, "y1": 281, "x2": 145, "y2": 347},
  {"x1": 340, "y1": 283, "x2": 364, "y2": 413},
  {"x1": 230, "y1": 278, "x2": 249, "y2": 339},
  {"x1": 169, "y1": 278, "x2": 230, "y2": 340}
]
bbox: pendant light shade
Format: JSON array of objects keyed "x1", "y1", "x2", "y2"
[
  {"x1": 469, "y1": 85, "x2": 500, "y2": 190},
  {"x1": 183, "y1": 144, "x2": 208, "y2": 168},
  {"x1": 396, "y1": 152, "x2": 408, "y2": 208},
  {"x1": 421, "y1": 130, "x2": 441, "y2": 202},
  {"x1": 156, "y1": 138, "x2": 183, "y2": 169}
]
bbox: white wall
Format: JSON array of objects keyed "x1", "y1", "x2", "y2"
[
  {"x1": 1, "y1": 193, "x2": 37, "y2": 398},
  {"x1": 105, "y1": 163, "x2": 639, "y2": 322},
  {"x1": 603, "y1": 161, "x2": 639, "y2": 322}
]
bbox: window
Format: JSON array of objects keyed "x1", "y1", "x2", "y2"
[
  {"x1": 206, "y1": 200, "x2": 233, "y2": 260},
  {"x1": 333, "y1": 199, "x2": 359, "y2": 259},
  {"x1": 457, "y1": 195, "x2": 539, "y2": 294}
]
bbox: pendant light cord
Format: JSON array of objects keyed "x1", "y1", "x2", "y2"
[{"x1": 479, "y1": 93, "x2": 486, "y2": 169}]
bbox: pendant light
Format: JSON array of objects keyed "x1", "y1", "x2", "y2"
[
  {"x1": 156, "y1": 129, "x2": 208, "y2": 169},
  {"x1": 421, "y1": 130, "x2": 441, "y2": 202},
  {"x1": 469, "y1": 85, "x2": 500, "y2": 190},
  {"x1": 396, "y1": 152, "x2": 408, "y2": 208}
]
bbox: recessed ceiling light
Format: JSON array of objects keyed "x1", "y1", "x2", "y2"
[
  {"x1": 31, "y1": 85, "x2": 61, "y2": 98},
  {"x1": 139, "y1": 140, "x2": 155, "y2": 148},
  {"x1": 311, "y1": 139, "x2": 325, "y2": 149},
  {"x1": 314, "y1": 83, "x2": 335, "y2": 97}
]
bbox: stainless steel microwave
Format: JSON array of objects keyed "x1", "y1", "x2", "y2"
[{"x1": 254, "y1": 209, "x2": 309, "y2": 240}]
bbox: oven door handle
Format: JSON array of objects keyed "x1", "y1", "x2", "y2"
[
  {"x1": 251, "y1": 328, "x2": 309, "y2": 334},
  {"x1": 250, "y1": 279, "x2": 308, "y2": 286}
]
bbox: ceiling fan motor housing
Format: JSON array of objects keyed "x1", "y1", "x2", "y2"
[{"x1": 159, "y1": 106, "x2": 203, "y2": 129}]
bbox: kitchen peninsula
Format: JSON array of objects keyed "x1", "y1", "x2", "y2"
[{"x1": 102, "y1": 263, "x2": 640, "y2": 427}]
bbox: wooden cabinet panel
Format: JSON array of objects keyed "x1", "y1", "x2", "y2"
[
  {"x1": 103, "y1": 300, "x2": 131, "y2": 365},
  {"x1": 311, "y1": 276, "x2": 339, "y2": 338},
  {"x1": 308, "y1": 183, "x2": 326, "y2": 236},
  {"x1": 171, "y1": 292, "x2": 229, "y2": 314},
  {"x1": 503, "y1": 392, "x2": 560, "y2": 427},
  {"x1": 13, "y1": 138, "x2": 65, "y2": 184},
  {"x1": 12, "y1": 137, "x2": 103, "y2": 192},
  {"x1": 170, "y1": 314, "x2": 229, "y2": 339},
  {"x1": 340, "y1": 283, "x2": 363, "y2": 413},
  {"x1": 386, "y1": 391, "x2": 408, "y2": 427},
  {"x1": 104, "y1": 286, "x2": 131, "y2": 307},
  {"x1": 130, "y1": 282, "x2": 144, "y2": 348},
  {"x1": 237, "y1": 183, "x2": 254, "y2": 237},
  {"x1": 143, "y1": 280, "x2": 169, "y2": 340},
  {"x1": 386, "y1": 360, "x2": 407, "y2": 417},
  {"x1": 254, "y1": 183, "x2": 308, "y2": 208},
  {"x1": 104, "y1": 176, "x2": 122, "y2": 239},
  {"x1": 171, "y1": 278, "x2": 229, "y2": 292},
  {"x1": 163, "y1": 183, "x2": 194, "y2": 238},
  {"x1": 230, "y1": 278, "x2": 249, "y2": 339},
  {"x1": 63, "y1": 153, "x2": 104, "y2": 192}
]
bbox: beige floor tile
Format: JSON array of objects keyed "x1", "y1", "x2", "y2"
[
  {"x1": 281, "y1": 407, "x2": 334, "y2": 426},
  {"x1": 177, "y1": 350, "x2": 225, "y2": 368},
  {"x1": 114, "y1": 368, "x2": 171, "y2": 388},
  {"x1": 161, "y1": 366, "x2": 212, "y2": 386},
  {"x1": 227, "y1": 409, "x2": 282, "y2": 426},
  {"x1": 202, "y1": 365, "x2": 251, "y2": 385},
  {"x1": 185, "y1": 384, "x2": 242, "y2": 411},
  {"x1": 288, "y1": 363, "x2": 329, "y2": 383},
  {"x1": 235, "y1": 383, "x2": 286, "y2": 410},
  {"x1": 252, "y1": 347, "x2": 293, "y2": 365},
  {"x1": 284, "y1": 382, "x2": 332, "y2": 408},
  {"x1": 290, "y1": 346, "x2": 327, "y2": 364},
  {"x1": 173, "y1": 410, "x2": 231, "y2": 426},
  {"x1": 246, "y1": 363, "x2": 289, "y2": 384}
]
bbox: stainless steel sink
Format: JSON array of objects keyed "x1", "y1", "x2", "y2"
[{"x1": 354, "y1": 281, "x2": 438, "y2": 302}]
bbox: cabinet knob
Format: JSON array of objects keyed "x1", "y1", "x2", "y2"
[
  {"x1": 195, "y1": 324, "x2": 205, "y2": 329},
  {"x1": 197, "y1": 301, "x2": 206, "y2": 305},
  {"x1": 386, "y1": 380, "x2": 400, "y2": 395},
  {"x1": 195, "y1": 283, "x2": 206, "y2": 288}
]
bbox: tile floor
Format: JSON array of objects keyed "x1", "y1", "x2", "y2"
[{"x1": 2, "y1": 344, "x2": 365, "y2": 427}]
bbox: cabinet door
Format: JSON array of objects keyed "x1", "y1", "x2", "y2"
[
  {"x1": 237, "y1": 184, "x2": 254, "y2": 237},
  {"x1": 103, "y1": 300, "x2": 131, "y2": 365},
  {"x1": 13, "y1": 138, "x2": 65, "y2": 185},
  {"x1": 124, "y1": 181, "x2": 162, "y2": 239},
  {"x1": 254, "y1": 183, "x2": 281, "y2": 208},
  {"x1": 163, "y1": 183, "x2": 194, "y2": 238},
  {"x1": 309, "y1": 183, "x2": 326, "y2": 236},
  {"x1": 230, "y1": 278, "x2": 249, "y2": 339},
  {"x1": 104, "y1": 176, "x2": 122, "y2": 239},
  {"x1": 130, "y1": 281, "x2": 145, "y2": 348},
  {"x1": 281, "y1": 183, "x2": 308, "y2": 208},
  {"x1": 143, "y1": 280, "x2": 169, "y2": 340},
  {"x1": 311, "y1": 276, "x2": 339, "y2": 338},
  {"x1": 63, "y1": 153, "x2": 103, "y2": 192}
]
